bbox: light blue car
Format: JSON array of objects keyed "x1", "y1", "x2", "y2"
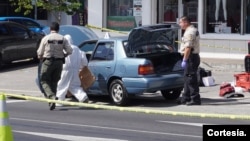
[{"x1": 79, "y1": 24, "x2": 184, "y2": 106}]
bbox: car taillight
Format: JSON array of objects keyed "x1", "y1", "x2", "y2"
[{"x1": 138, "y1": 64, "x2": 154, "y2": 75}]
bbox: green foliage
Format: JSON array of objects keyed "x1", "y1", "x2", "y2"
[{"x1": 8, "y1": 0, "x2": 82, "y2": 16}]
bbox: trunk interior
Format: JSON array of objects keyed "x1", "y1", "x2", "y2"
[{"x1": 135, "y1": 52, "x2": 183, "y2": 73}]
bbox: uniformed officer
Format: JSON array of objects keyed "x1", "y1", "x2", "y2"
[
  {"x1": 178, "y1": 16, "x2": 201, "y2": 105},
  {"x1": 37, "y1": 22, "x2": 73, "y2": 110}
]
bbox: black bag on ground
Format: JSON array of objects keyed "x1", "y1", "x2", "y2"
[{"x1": 197, "y1": 67, "x2": 212, "y2": 86}]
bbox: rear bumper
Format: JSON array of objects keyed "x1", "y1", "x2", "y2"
[{"x1": 122, "y1": 73, "x2": 184, "y2": 94}]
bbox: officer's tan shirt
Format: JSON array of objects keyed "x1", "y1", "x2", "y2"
[
  {"x1": 37, "y1": 31, "x2": 73, "y2": 59},
  {"x1": 179, "y1": 25, "x2": 200, "y2": 54}
]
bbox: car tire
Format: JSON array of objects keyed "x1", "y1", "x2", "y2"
[
  {"x1": 109, "y1": 79, "x2": 129, "y2": 106},
  {"x1": 0, "y1": 55, "x2": 3, "y2": 69},
  {"x1": 161, "y1": 87, "x2": 183, "y2": 100}
]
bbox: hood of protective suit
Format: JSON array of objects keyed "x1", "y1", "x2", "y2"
[{"x1": 64, "y1": 34, "x2": 73, "y2": 46}]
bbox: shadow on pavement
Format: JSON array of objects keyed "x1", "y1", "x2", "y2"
[
  {"x1": 201, "y1": 97, "x2": 250, "y2": 106},
  {"x1": 87, "y1": 93, "x2": 250, "y2": 108}
]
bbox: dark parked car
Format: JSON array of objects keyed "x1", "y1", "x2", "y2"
[
  {"x1": 0, "y1": 21, "x2": 43, "y2": 69},
  {"x1": 0, "y1": 17, "x2": 48, "y2": 34}
]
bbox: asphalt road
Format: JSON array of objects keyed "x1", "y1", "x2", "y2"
[{"x1": 7, "y1": 99, "x2": 250, "y2": 141}]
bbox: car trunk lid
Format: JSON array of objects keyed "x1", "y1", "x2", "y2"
[
  {"x1": 127, "y1": 24, "x2": 179, "y2": 52},
  {"x1": 126, "y1": 24, "x2": 183, "y2": 74}
]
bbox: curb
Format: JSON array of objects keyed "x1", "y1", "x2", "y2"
[{"x1": 3, "y1": 93, "x2": 250, "y2": 120}]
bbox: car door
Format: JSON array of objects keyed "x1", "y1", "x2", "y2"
[
  {"x1": 8, "y1": 23, "x2": 37, "y2": 59},
  {"x1": 0, "y1": 23, "x2": 18, "y2": 62},
  {"x1": 78, "y1": 40, "x2": 98, "y2": 61},
  {"x1": 88, "y1": 41, "x2": 116, "y2": 94}
]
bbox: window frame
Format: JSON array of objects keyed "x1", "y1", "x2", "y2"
[
  {"x1": 203, "y1": 0, "x2": 245, "y2": 34},
  {"x1": 92, "y1": 41, "x2": 115, "y2": 61}
]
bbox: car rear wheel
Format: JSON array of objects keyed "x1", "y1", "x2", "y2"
[
  {"x1": 109, "y1": 79, "x2": 129, "y2": 106},
  {"x1": 161, "y1": 87, "x2": 183, "y2": 100}
]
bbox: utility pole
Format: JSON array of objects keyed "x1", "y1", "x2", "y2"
[{"x1": 32, "y1": 0, "x2": 37, "y2": 20}]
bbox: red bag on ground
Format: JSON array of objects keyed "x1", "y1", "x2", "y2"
[{"x1": 219, "y1": 83, "x2": 235, "y2": 97}]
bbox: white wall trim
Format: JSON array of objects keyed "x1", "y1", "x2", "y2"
[{"x1": 200, "y1": 52, "x2": 245, "y2": 60}]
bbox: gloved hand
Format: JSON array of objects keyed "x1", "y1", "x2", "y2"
[{"x1": 181, "y1": 60, "x2": 187, "y2": 68}]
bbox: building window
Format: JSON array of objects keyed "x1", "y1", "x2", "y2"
[
  {"x1": 183, "y1": 0, "x2": 198, "y2": 28},
  {"x1": 31, "y1": 7, "x2": 48, "y2": 20},
  {"x1": 246, "y1": 0, "x2": 250, "y2": 33},
  {"x1": 183, "y1": 0, "x2": 198, "y2": 22},
  {"x1": 205, "y1": 0, "x2": 241, "y2": 34},
  {"x1": 72, "y1": 0, "x2": 88, "y2": 26},
  {"x1": 108, "y1": 0, "x2": 133, "y2": 16},
  {"x1": 107, "y1": 0, "x2": 141, "y2": 31},
  {"x1": 163, "y1": 0, "x2": 178, "y2": 23},
  {"x1": 0, "y1": 3, "x2": 8, "y2": 16}
]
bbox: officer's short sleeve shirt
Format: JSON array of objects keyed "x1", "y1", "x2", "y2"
[
  {"x1": 179, "y1": 25, "x2": 200, "y2": 54},
  {"x1": 37, "y1": 32, "x2": 72, "y2": 59}
]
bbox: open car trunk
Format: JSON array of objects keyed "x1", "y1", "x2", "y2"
[
  {"x1": 127, "y1": 24, "x2": 182, "y2": 73},
  {"x1": 134, "y1": 52, "x2": 182, "y2": 73}
]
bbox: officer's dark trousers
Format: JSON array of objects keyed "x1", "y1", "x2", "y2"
[
  {"x1": 181, "y1": 54, "x2": 201, "y2": 103},
  {"x1": 40, "y1": 59, "x2": 63, "y2": 98}
]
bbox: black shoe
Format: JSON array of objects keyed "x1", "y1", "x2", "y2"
[
  {"x1": 186, "y1": 101, "x2": 201, "y2": 106},
  {"x1": 49, "y1": 102, "x2": 56, "y2": 110},
  {"x1": 176, "y1": 98, "x2": 189, "y2": 105},
  {"x1": 49, "y1": 96, "x2": 58, "y2": 110}
]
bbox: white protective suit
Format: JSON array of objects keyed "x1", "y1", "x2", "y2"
[{"x1": 56, "y1": 34, "x2": 89, "y2": 102}]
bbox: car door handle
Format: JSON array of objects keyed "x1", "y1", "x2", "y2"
[{"x1": 106, "y1": 66, "x2": 111, "y2": 69}]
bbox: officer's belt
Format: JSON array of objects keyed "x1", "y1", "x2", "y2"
[{"x1": 44, "y1": 57, "x2": 64, "y2": 61}]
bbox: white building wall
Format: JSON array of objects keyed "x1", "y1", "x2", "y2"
[
  {"x1": 199, "y1": 37, "x2": 249, "y2": 60},
  {"x1": 60, "y1": 13, "x2": 72, "y2": 25},
  {"x1": 141, "y1": 0, "x2": 157, "y2": 25},
  {"x1": 88, "y1": 0, "x2": 104, "y2": 28}
]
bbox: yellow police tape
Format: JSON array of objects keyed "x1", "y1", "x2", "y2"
[
  {"x1": 2, "y1": 92, "x2": 250, "y2": 120},
  {"x1": 86, "y1": 24, "x2": 247, "y2": 52},
  {"x1": 86, "y1": 24, "x2": 128, "y2": 35}
]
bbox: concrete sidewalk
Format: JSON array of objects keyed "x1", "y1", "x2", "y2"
[{"x1": 200, "y1": 58, "x2": 245, "y2": 72}]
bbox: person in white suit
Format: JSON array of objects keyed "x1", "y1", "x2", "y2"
[{"x1": 56, "y1": 34, "x2": 89, "y2": 106}]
